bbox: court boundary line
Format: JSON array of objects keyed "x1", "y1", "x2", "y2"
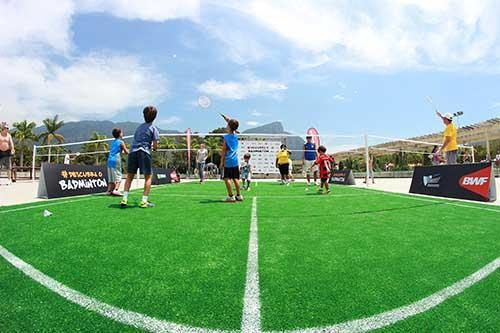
[
  {"x1": 0, "y1": 244, "x2": 232, "y2": 333},
  {"x1": 353, "y1": 187, "x2": 500, "y2": 214},
  {"x1": 241, "y1": 197, "x2": 261, "y2": 333}
]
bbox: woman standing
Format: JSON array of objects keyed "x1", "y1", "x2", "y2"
[{"x1": 0, "y1": 123, "x2": 15, "y2": 182}]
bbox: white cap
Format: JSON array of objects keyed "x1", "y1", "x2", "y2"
[{"x1": 443, "y1": 113, "x2": 453, "y2": 120}]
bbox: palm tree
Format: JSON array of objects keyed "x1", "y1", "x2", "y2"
[
  {"x1": 11, "y1": 120, "x2": 38, "y2": 167},
  {"x1": 159, "y1": 137, "x2": 178, "y2": 150},
  {"x1": 83, "y1": 132, "x2": 109, "y2": 165},
  {"x1": 39, "y1": 115, "x2": 64, "y2": 162},
  {"x1": 204, "y1": 136, "x2": 222, "y2": 163}
]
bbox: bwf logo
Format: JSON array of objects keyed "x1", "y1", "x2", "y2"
[
  {"x1": 459, "y1": 166, "x2": 492, "y2": 200},
  {"x1": 461, "y1": 177, "x2": 488, "y2": 186}
]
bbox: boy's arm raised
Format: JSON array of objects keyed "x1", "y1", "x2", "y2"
[{"x1": 121, "y1": 141, "x2": 129, "y2": 154}]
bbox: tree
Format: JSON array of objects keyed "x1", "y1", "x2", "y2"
[
  {"x1": 11, "y1": 120, "x2": 37, "y2": 167},
  {"x1": 82, "y1": 132, "x2": 109, "y2": 165},
  {"x1": 39, "y1": 115, "x2": 64, "y2": 162},
  {"x1": 204, "y1": 136, "x2": 222, "y2": 163}
]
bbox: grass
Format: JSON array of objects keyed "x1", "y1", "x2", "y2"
[{"x1": 0, "y1": 181, "x2": 499, "y2": 332}]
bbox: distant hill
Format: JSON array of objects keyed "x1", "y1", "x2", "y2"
[{"x1": 34, "y1": 120, "x2": 180, "y2": 145}]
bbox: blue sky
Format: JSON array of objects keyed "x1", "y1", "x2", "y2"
[{"x1": 1, "y1": 0, "x2": 500, "y2": 139}]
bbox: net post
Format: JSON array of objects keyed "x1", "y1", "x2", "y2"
[
  {"x1": 471, "y1": 146, "x2": 475, "y2": 163},
  {"x1": 364, "y1": 134, "x2": 370, "y2": 187},
  {"x1": 32, "y1": 145, "x2": 37, "y2": 180}
]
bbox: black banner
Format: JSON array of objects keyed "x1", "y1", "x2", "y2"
[
  {"x1": 330, "y1": 169, "x2": 356, "y2": 185},
  {"x1": 410, "y1": 162, "x2": 496, "y2": 202},
  {"x1": 37, "y1": 163, "x2": 108, "y2": 199},
  {"x1": 152, "y1": 168, "x2": 179, "y2": 185}
]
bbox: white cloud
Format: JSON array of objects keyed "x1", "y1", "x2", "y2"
[
  {"x1": 0, "y1": 0, "x2": 75, "y2": 55},
  {"x1": 250, "y1": 110, "x2": 263, "y2": 117},
  {"x1": 0, "y1": 0, "x2": 197, "y2": 124},
  {"x1": 158, "y1": 116, "x2": 182, "y2": 125},
  {"x1": 333, "y1": 94, "x2": 345, "y2": 101},
  {"x1": 338, "y1": 81, "x2": 347, "y2": 89},
  {"x1": 490, "y1": 102, "x2": 500, "y2": 109},
  {"x1": 246, "y1": 121, "x2": 260, "y2": 126},
  {"x1": 198, "y1": 73, "x2": 287, "y2": 100},
  {"x1": 0, "y1": 55, "x2": 167, "y2": 124},
  {"x1": 76, "y1": 0, "x2": 200, "y2": 22},
  {"x1": 227, "y1": 0, "x2": 500, "y2": 71}
]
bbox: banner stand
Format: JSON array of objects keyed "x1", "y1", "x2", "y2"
[
  {"x1": 37, "y1": 163, "x2": 109, "y2": 199},
  {"x1": 37, "y1": 166, "x2": 48, "y2": 198},
  {"x1": 410, "y1": 162, "x2": 496, "y2": 202},
  {"x1": 330, "y1": 169, "x2": 356, "y2": 185}
]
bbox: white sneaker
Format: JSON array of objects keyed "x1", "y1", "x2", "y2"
[
  {"x1": 235, "y1": 194, "x2": 244, "y2": 201},
  {"x1": 224, "y1": 196, "x2": 236, "y2": 202},
  {"x1": 111, "y1": 190, "x2": 122, "y2": 196}
]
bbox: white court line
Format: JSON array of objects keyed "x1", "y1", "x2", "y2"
[
  {"x1": 367, "y1": 190, "x2": 500, "y2": 214},
  {"x1": 285, "y1": 257, "x2": 500, "y2": 333},
  {"x1": 0, "y1": 244, "x2": 230, "y2": 333},
  {"x1": 0, "y1": 196, "x2": 99, "y2": 214},
  {"x1": 241, "y1": 197, "x2": 262, "y2": 333}
]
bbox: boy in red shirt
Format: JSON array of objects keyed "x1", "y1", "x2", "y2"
[{"x1": 313, "y1": 145, "x2": 334, "y2": 194}]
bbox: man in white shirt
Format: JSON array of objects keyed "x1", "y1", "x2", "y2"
[{"x1": 196, "y1": 143, "x2": 208, "y2": 183}]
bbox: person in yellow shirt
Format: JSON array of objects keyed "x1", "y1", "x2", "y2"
[
  {"x1": 436, "y1": 111, "x2": 458, "y2": 164},
  {"x1": 276, "y1": 144, "x2": 291, "y2": 185}
]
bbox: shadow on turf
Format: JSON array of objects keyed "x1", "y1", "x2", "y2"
[
  {"x1": 108, "y1": 204, "x2": 139, "y2": 209},
  {"x1": 350, "y1": 202, "x2": 446, "y2": 215},
  {"x1": 199, "y1": 199, "x2": 236, "y2": 204}
]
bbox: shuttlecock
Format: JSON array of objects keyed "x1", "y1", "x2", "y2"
[{"x1": 43, "y1": 209, "x2": 52, "y2": 217}]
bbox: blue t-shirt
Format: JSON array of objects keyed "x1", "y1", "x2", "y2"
[
  {"x1": 131, "y1": 123, "x2": 160, "y2": 155},
  {"x1": 107, "y1": 139, "x2": 123, "y2": 168},
  {"x1": 304, "y1": 142, "x2": 316, "y2": 161},
  {"x1": 224, "y1": 133, "x2": 239, "y2": 168}
]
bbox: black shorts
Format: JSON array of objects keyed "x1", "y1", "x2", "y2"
[
  {"x1": 224, "y1": 166, "x2": 240, "y2": 179},
  {"x1": 321, "y1": 177, "x2": 329, "y2": 184},
  {"x1": 278, "y1": 163, "x2": 289, "y2": 176},
  {"x1": 127, "y1": 150, "x2": 152, "y2": 175}
]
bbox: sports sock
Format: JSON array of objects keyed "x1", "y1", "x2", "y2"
[
  {"x1": 123, "y1": 191, "x2": 129, "y2": 199},
  {"x1": 142, "y1": 195, "x2": 148, "y2": 202}
]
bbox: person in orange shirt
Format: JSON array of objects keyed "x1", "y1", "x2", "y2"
[{"x1": 436, "y1": 112, "x2": 458, "y2": 165}]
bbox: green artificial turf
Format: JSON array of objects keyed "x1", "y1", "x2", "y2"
[{"x1": 0, "y1": 181, "x2": 499, "y2": 332}]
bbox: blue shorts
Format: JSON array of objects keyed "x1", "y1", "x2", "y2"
[{"x1": 127, "y1": 150, "x2": 152, "y2": 175}]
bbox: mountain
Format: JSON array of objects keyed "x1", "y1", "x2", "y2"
[
  {"x1": 34, "y1": 120, "x2": 181, "y2": 145},
  {"x1": 243, "y1": 121, "x2": 286, "y2": 134},
  {"x1": 244, "y1": 121, "x2": 304, "y2": 158}
]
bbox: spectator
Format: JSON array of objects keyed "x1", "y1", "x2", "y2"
[
  {"x1": 462, "y1": 150, "x2": 472, "y2": 164},
  {"x1": 495, "y1": 151, "x2": 500, "y2": 167},
  {"x1": 436, "y1": 112, "x2": 458, "y2": 164},
  {"x1": 430, "y1": 145, "x2": 443, "y2": 166},
  {"x1": 0, "y1": 123, "x2": 15, "y2": 182},
  {"x1": 196, "y1": 143, "x2": 208, "y2": 183}
]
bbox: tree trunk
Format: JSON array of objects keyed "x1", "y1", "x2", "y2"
[{"x1": 20, "y1": 151, "x2": 24, "y2": 167}]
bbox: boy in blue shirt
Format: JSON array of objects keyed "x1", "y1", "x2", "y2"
[
  {"x1": 302, "y1": 135, "x2": 318, "y2": 187},
  {"x1": 120, "y1": 106, "x2": 160, "y2": 208},
  {"x1": 107, "y1": 128, "x2": 128, "y2": 196},
  {"x1": 221, "y1": 118, "x2": 243, "y2": 202}
]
